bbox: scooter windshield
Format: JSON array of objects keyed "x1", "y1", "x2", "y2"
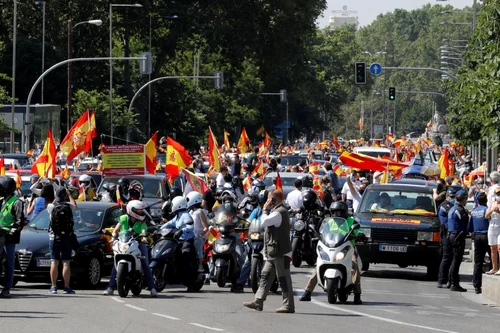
[
  {"x1": 319, "y1": 217, "x2": 349, "y2": 248},
  {"x1": 119, "y1": 231, "x2": 133, "y2": 243}
]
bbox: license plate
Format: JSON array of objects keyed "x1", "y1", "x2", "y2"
[
  {"x1": 379, "y1": 245, "x2": 407, "y2": 253},
  {"x1": 36, "y1": 259, "x2": 51, "y2": 267}
]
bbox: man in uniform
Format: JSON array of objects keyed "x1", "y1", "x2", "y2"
[
  {"x1": 447, "y1": 190, "x2": 469, "y2": 292},
  {"x1": 437, "y1": 188, "x2": 456, "y2": 289}
]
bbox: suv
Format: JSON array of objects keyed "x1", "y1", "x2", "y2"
[{"x1": 354, "y1": 182, "x2": 441, "y2": 279}]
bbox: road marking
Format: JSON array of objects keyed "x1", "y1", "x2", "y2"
[
  {"x1": 190, "y1": 323, "x2": 225, "y2": 331},
  {"x1": 111, "y1": 297, "x2": 125, "y2": 303},
  {"x1": 417, "y1": 310, "x2": 456, "y2": 317},
  {"x1": 125, "y1": 304, "x2": 147, "y2": 312},
  {"x1": 370, "y1": 308, "x2": 401, "y2": 314},
  {"x1": 152, "y1": 313, "x2": 180, "y2": 321},
  {"x1": 363, "y1": 289, "x2": 391, "y2": 293},
  {"x1": 363, "y1": 291, "x2": 449, "y2": 299},
  {"x1": 442, "y1": 306, "x2": 479, "y2": 312},
  {"x1": 413, "y1": 305, "x2": 440, "y2": 310}
]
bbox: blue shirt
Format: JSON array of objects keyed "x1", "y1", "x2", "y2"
[
  {"x1": 447, "y1": 204, "x2": 468, "y2": 233},
  {"x1": 438, "y1": 201, "x2": 453, "y2": 228},
  {"x1": 327, "y1": 170, "x2": 340, "y2": 192},
  {"x1": 248, "y1": 207, "x2": 263, "y2": 222},
  {"x1": 162, "y1": 210, "x2": 195, "y2": 240},
  {"x1": 32, "y1": 197, "x2": 46, "y2": 219},
  {"x1": 467, "y1": 205, "x2": 489, "y2": 233}
]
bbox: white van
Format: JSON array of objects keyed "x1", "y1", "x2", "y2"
[{"x1": 353, "y1": 146, "x2": 391, "y2": 159}]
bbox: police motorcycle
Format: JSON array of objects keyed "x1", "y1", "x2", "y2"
[
  {"x1": 291, "y1": 189, "x2": 325, "y2": 267},
  {"x1": 316, "y1": 217, "x2": 361, "y2": 304}
]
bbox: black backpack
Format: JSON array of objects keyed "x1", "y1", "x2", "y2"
[{"x1": 51, "y1": 203, "x2": 74, "y2": 237}]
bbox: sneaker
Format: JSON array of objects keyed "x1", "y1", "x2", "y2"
[
  {"x1": 446, "y1": 282, "x2": 452, "y2": 289},
  {"x1": 437, "y1": 283, "x2": 446, "y2": 289},
  {"x1": 450, "y1": 285, "x2": 467, "y2": 292},
  {"x1": 150, "y1": 288, "x2": 158, "y2": 298},
  {"x1": 299, "y1": 290, "x2": 311, "y2": 301},
  {"x1": 102, "y1": 288, "x2": 114, "y2": 296},
  {"x1": 49, "y1": 286, "x2": 57, "y2": 294},
  {"x1": 63, "y1": 287, "x2": 75, "y2": 294},
  {"x1": 275, "y1": 306, "x2": 295, "y2": 313},
  {"x1": 243, "y1": 300, "x2": 263, "y2": 311}
]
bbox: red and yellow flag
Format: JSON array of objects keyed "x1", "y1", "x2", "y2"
[
  {"x1": 333, "y1": 164, "x2": 342, "y2": 176},
  {"x1": 223, "y1": 129, "x2": 230, "y2": 150},
  {"x1": 275, "y1": 172, "x2": 283, "y2": 194},
  {"x1": 252, "y1": 160, "x2": 265, "y2": 178},
  {"x1": 166, "y1": 137, "x2": 193, "y2": 182},
  {"x1": 313, "y1": 176, "x2": 324, "y2": 198},
  {"x1": 237, "y1": 127, "x2": 250, "y2": 153},
  {"x1": 242, "y1": 174, "x2": 252, "y2": 192},
  {"x1": 31, "y1": 130, "x2": 57, "y2": 178},
  {"x1": 309, "y1": 162, "x2": 321, "y2": 175},
  {"x1": 116, "y1": 187, "x2": 123, "y2": 207},
  {"x1": 61, "y1": 164, "x2": 70, "y2": 180},
  {"x1": 145, "y1": 131, "x2": 158, "y2": 175},
  {"x1": 208, "y1": 127, "x2": 221, "y2": 171},
  {"x1": 263, "y1": 131, "x2": 271, "y2": 148},
  {"x1": 182, "y1": 168, "x2": 209, "y2": 194},
  {"x1": 59, "y1": 110, "x2": 95, "y2": 161},
  {"x1": 15, "y1": 170, "x2": 22, "y2": 189},
  {"x1": 0, "y1": 156, "x2": 5, "y2": 176},
  {"x1": 256, "y1": 124, "x2": 265, "y2": 136}
]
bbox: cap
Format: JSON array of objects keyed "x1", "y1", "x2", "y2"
[
  {"x1": 446, "y1": 188, "x2": 457, "y2": 197},
  {"x1": 477, "y1": 192, "x2": 487, "y2": 201},
  {"x1": 455, "y1": 190, "x2": 467, "y2": 200},
  {"x1": 55, "y1": 187, "x2": 68, "y2": 202}
]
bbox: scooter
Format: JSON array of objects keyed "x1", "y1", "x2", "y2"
[
  {"x1": 150, "y1": 227, "x2": 204, "y2": 292},
  {"x1": 316, "y1": 217, "x2": 361, "y2": 304},
  {"x1": 291, "y1": 210, "x2": 321, "y2": 267}
]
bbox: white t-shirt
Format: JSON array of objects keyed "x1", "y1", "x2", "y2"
[
  {"x1": 216, "y1": 173, "x2": 225, "y2": 187},
  {"x1": 286, "y1": 189, "x2": 303, "y2": 210},
  {"x1": 191, "y1": 208, "x2": 208, "y2": 236},
  {"x1": 352, "y1": 192, "x2": 362, "y2": 213},
  {"x1": 488, "y1": 184, "x2": 499, "y2": 208}
]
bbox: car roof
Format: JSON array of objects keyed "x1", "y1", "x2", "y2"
[
  {"x1": 264, "y1": 172, "x2": 306, "y2": 178},
  {"x1": 367, "y1": 182, "x2": 434, "y2": 193},
  {"x1": 391, "y1": 179, "x2": 437, "y2": 186},
  {"x1": 103, "y1": 174, "x2": 165, "y2": 180}
]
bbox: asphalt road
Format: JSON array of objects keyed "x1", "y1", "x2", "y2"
[{"x1": 2, "y1": 262, "x2": 500, "y2": 333}]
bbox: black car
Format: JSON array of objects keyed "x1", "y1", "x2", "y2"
[
  {"x1": 354, "y1": 183, "x2": 441, "y2": 279},
  {"x1": 15, "y1": 202, "x2": 122, "y2": 287}
]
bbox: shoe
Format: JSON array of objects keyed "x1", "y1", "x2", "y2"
[
  {"x1": 299, "y1": 290, "x2": 311, "y2": 301},
  {"x1": 243, "y1": 300, "x2": 263, "y2": 311},
  {"x1": 230, "y1": 284, "x2": 244, "y2": 293},
  {"x1": 63, "y1": 287, "x2": 75, "y2": 294},
  {"x1": 150, "y1": 288, "x2": 158, "y2": 298},
  {"x1": 275, "y1": 306, "x2": 295, "y2": 313},
  {"x1": 198, "y1": 265, "x2": 205, "y2": 273},
  {"x1": 49, "y1": 286, "x2": 57, "y2": 294},
  {"x1": 204, "y1": 278, "x2": 210, "y2": 285},
  {"x1": 186, "y1": 286, "x2": 195, "y2": 293},
  {"x1": 102, "y1": 288, "x2": 114, "y2": 296},
  {"x1": 437, "y1": 283, "x2": 445, "y2": 289},
  {"x1": 486, "y1": 269, "x2": 498, "y2": 275},
  {"x1": 446, "y1": 282, "x2": 452, "y2": 289},
  {"x1": 0, "y1": 289, "x2": 11, "y2": 298},
  {"x1": 354, "y1": 294, "x2": 363, "y2": 305},
  {"x1": 475, "y1": 288, "x2": 482, "y2": 294},
  {"x1": 450, "y1": 285, "x2": 467, "y2": 292}
]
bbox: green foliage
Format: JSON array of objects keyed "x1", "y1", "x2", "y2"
[{"x1": 0, "y1": 74, "x2": 18, "y2": 135}]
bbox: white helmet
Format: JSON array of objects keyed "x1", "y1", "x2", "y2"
[
  {"x1": 79, "y1": 174, "x2": 92, "y2": 183},
  {"x1": 126, "y1": 200, "x2": 148, "y2": 221},
  {"x1": 186, "y1": 191, "x2": 202, "y2": 209},
  {"x1": 171, "y1": 196, "x2": 187, "y2": 214},
  {"x1": 221, "y1": 190, "x2": 237, "y2": 203}
]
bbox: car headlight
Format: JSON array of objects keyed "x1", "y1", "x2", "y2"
[
  {"x1": 417, "y1": 231, "x2": 433, "y2": 241},
  {"x1": 360, "y1": 227, "x2": 371, "y2": 239},
  {"x1": 318, "y1": 246, "x2": 330, "y2": 261},
  {"x1": 294, "y1": 221, "x2": 306, "y2": 232},
  {"x1": 215, "y1": 243, "x2": 230, "y2": 253},
  {"x1": 119, "y1": 243, "x2": 130, "y2": 253},
  {"x1": 250, "y1": 233, "x2": 261, "y2": 240},
  {"x1": 335, "y1": 252, "x2": 345, "y2": 261}
]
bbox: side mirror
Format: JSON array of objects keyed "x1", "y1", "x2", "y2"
[{"x1": 352, "y1": 223, "x2": 361, "y2": 231}]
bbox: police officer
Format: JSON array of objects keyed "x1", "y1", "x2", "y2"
[
  {"x1": 437, "y1": 188, "x2": 456, "y2": 288},
  {"x1": 447, "y1": 190, "x2": 469, "y2": 292},
  {"x1": 467, "y1": 192, "x2": 491, "y2": 294}
]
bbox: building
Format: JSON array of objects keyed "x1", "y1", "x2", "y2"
[{"x1": 328, "y1": 5, "x2": 359, "y2": 30}]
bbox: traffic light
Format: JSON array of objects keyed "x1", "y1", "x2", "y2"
[
  {"x1": 355, "y1": 62, "x2": 366, "y2": 84},
  {"x1": 140, "y1": 52, "x2": 152, "y2": 75},
  {"x1": 389, "y1": 87, "x2": 396, "y2": 100},
  {"x1": 214, "y1": 71, "x2": 224, "y2": 90},
  {"x1": 280, "y1": 89, "x2": 287, "y2": 103}
]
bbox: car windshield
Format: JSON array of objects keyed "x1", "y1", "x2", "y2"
[
  {"x1": 99, "y1": 176, "x2": 165, "y2": 198},
  {"x1": 263, "y1": 175, "x2": 298, "y2": 187},
  {"x1": 280, "y1": 156, "x2": 308, "y2": 166},
  {"x1": 319, "y1": 217, "x2": 349, "y2": 247},
  {"x1": 359, "y1": 189, "x2": 436, "y2": 216},
  {"x1": 28, "y1": 208, "x2": 104, "y2": 232}
]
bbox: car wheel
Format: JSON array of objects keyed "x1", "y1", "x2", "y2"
[{"x1": 83, "y1": 256, "x2": 102, "y2": 288}]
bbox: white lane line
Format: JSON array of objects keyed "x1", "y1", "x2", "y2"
[
  {"x1": 125, "y1": 304, "x2": 147, "y2": 312},
  {"x1": 111, "y1": 296, "x2": 125, "y2": 303},
  {"x1": 363, "y1": 291, "x2": 449, "y2": 299},
  {"x1": 152, "y1": 313, "x2": 180, "y2": 321},
  {"x1": 190, "y1": 323, "x2": 225, "y2": 331}
]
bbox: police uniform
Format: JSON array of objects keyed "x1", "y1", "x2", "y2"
[
  {"x1": 467, "y1": 200, "x2": 491, "y2": 293},
  {"x1": 437, "y1": 190, "x2": 455, "y2": 287},
  {"x1": 447, "y1": 193, "x2": 469, "y2": 291}
]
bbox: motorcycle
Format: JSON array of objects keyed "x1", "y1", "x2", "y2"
[
  {"x1": 99, "y1": 183, "x2": 117, "y2": 203},
  {"x1": 316, "y1": 217, "x2": 361, "y2": 304},
  {"x1": 291, "y1": 209, "x2": 322, "y2": 267},
  {"x1": 150, "y1": 227, "x2": 204, "y2": 292}
]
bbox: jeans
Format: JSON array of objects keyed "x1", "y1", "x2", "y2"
[
  {"x1": 3, "y1": 243, "x2": 15, "y2": 290},
  {"x1": 237, "y1": 242, "x2": 252, "y2": 285},
  {"x1": 109, "y1": 243, "x2": 154, "y2": 290},
  {"x1": 473, "y1": 233, "x2": 491, "y2": 289}
]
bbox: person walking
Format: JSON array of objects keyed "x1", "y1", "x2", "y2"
[{"x1": 243, "y1": 190, "x2": 295, "y2": 313}]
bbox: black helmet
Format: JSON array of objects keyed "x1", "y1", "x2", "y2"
[
  {"x1": 248, "y1": 188, "x2": 259, "y2": 204},
  {"x1": 330, "y1": 201, "x2": 348, "y2": 219},
  {"x1": 302, "y1": 189, "x2": 317, "y2": 209},
  {"x1": 215, "y1": 187, "x2": 226, "y2": 202},
  {"x1": 117, "y1": 177, "x2": 130, "y2": 195},
  {"x1": 252, "y1": 179, "x2": 266, "y2": 192},
  {"x1": 170, "y1": 186, "x2": 183, "y2": 199},
  {"x1": 2, "y1": 177, "x2": 16, "y2": 196},
  {"x1": 258, "y1": 189, "x2": 269, "y2": 205},
  {"x1": 299, "y1": 175, "x2": 313, "y2": 188}
]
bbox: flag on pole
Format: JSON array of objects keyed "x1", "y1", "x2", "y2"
[
  {"x1": 0, "y1": 156, "x2": 5, "y2": 176},
  {"x1": 237, "y1": 127, "x2": 250, "y2": 153},
  {"x1": 15, "y1": 170, "x2": 22, "y2": 189},
  {"x1": 263, "y1": 131, "x2": 271, "y2": 148},
  {"x1": 145, "y1": 131, "x2": 158, "y2": 175},
  {"x1": 31, "y1": 130, "x2": 57, "y2": 178},
  {"x1": 182, "y1": 168, "x2": 209, "y2": 194},
  {"x1": 61, "y1": 164, "x2": 70, "y2": 180},
  {"x1": 59, "y1": 110, "x2": 95, "y2": 161},
  {"x1": 275, "y1": 172, "x2": 283, "y2": 194},
  {"x1": 256, "y1": 124, "x2": 265, "y2": 136},
  {"x1": 223, "y1": 129, "x2": 230, "y2": 150},
  {"x1": 208, "y1": 127, "x2": 221, "y2": 171},
  {"x1": 242, "y1": 174, "x2": 252, "y2": 192},
  {"x1": 166, "y1": 137, "x2": 193, "y2": 183}
]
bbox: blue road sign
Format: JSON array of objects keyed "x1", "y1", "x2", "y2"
[{"x1": 370, "y1": 63, "x2": 383, "y2": 76}]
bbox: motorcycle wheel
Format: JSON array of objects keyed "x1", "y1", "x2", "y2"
[
  {"x1": 291, "y1": 238, "x2": 302, "y2": 268},
  {"x1": 152, "y1": 268, "x2": 166, "y2": 292},
  {"x1": 216, "y1": 266, "x2": 227, "y2": 288},
  {"x1": 326, "y1": 277, "x2": 339, "y2": 304},
  {"x1": 192, "y1": 273, "x2": 205, "y2": 292},
  {"x1": 305, "y1": 252, "x2": 317, "y2": 266},
  {"x1": 131, "y1": 284, "x2": 142, "y2": 296},
  {"x1": 116, "y1": 264, "x2": 130, "y2": 298},
  {"x1": 338, "y1": 289, "x2": 348, "y2": 303},
  {"x1": 250, "y1": 257, "x2": 262, "y2": 294}
]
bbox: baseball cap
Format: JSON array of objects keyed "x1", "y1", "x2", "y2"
[
  {"x1": 446, "y1": 188, "x2": 457, "y2": 197},
  {"x1": 455, "y1": 190, "x2": 467, "y2": 200},
  {"x1": 55, "y1": 187, "x2": 68, "y2": 202}
]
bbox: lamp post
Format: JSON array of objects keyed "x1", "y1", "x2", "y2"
[
  {"x1": 10, "y1": 0, "x2": 17, "y2": 152},
  {"x1": 109, "y1": 3, "x2": 142, "y2": 144},
  {"x1": 67, "y1": 19, "x2": 102, "y2": 133},
  {"x1": 34, "y1": 1, "x2": 46, "y2": 104}
]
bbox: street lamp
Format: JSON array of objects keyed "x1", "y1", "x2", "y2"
[
  {"x1": 436, "y1": 0, "x2": 478, "y2": 29},
  {"x1": 34, "y1": 1, "x2": 46, "y2": 104},
  {"x1": 370, "y1": 91, "x2": 382, "y2": 140},
  {"x1": 67, "y1": 19, "x2": 102, "y2": 133},
  {"x1": 109, "y1": 3, "x2": 142, "y2": 144},
  {"x1": 10, "y1": 0, "x2": 17, "y2": 152}
]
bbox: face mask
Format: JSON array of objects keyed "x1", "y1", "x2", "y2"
[{"x1": 449, "y1": 198, "x2": 456, "y2": 205}]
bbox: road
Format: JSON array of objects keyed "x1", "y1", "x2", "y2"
[{"x1": 2, "y1": 262, "x2": 500, "y2": 333}]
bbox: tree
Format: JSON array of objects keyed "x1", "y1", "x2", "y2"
[{"x1": 0, "y1": 74, "x2": 17, "y2": 136}]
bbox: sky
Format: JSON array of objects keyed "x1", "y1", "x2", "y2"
[{"x1": 317, "y1": 0, "x2": 475, "y2": 28}]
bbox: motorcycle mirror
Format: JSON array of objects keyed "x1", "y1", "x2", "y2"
[{"x1": 352, "y1": 224, "x2": 361, "y2": 230}]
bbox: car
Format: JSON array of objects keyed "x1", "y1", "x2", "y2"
[
  {"x1": 67, "y1": 172, "x2": 103, "y2": 190},
  {"x1": 1, "y1": 153, "x2": 31, "y2": 168},
  {"x1": 280, "y1": 155, "x2": 309, "y2": 169},
  {"x1": 5, "y1": 172, "x2": 33, "y2": 196},
  {"x1": 263, "y1": 172, "x2": 307, "y2": 198},
  {"x1": 354, "y1": 182, "x2": 441, "y2": 279},
  {"x1": 14, "y1": 202, "x2": 121, "y2": 287}
]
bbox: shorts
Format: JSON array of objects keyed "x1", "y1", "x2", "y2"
[
  {"x1": 488, "y1": 226, "x2": 500, "y2": 246},
  {"x1": 49, "y1": 237, "x2": 72, "y2": 261}
]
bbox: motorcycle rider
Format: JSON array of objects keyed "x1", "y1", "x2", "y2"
[
  {"x1": 116, "y1": 177, "x2": 131, "y2": 208},
  {"x1": 299, "y1": 201, "x2": 363, "y2": 304},
  {"x1": 238, "y1": 188, "x2": 259, "y2": 218},
  {"x1": 161, "y1": 196, "x2": 197, "y2": 292},
  {"x1": 128, "y1": 180, "x2": 144, "y2": 201},
  {"x1": 77, "y1": 174, "x2": 95, "y2": 202},
  {"x1": 103, "y1": 200, "x2": 157, "y2": 297},
  {"x1": 187, "y1": 191, "x2": 209, "y2": 272}
]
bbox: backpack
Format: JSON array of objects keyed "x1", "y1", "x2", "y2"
[{"x1": 51, "y1": 203, "x2": 74, "y2": 237}]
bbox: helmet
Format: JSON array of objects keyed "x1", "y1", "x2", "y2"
[
  {"x1": 302, "y1": 189, "x2": 317, "y2": 209},
  {"x1": 170, "y1": 186, "x2": 183, "y2": 199},
  {"x1": 126, "y1": 200, "x2": 148, "y2": 221},
  {"x1": 330, "y1": 201, "x2": 348, "y2": 219},
  {"x1": 252, "y1": 179, "x2": 266, "y2": 192},
  {"x1": 117, "y1": 177, "x2": 130, "y2": 195},
  {"x1": 446, "y1": 188, "x2": 457, "y2": 197},
  {"x1": 258, "y1": 189, "x2": 269, "y2": 205},
  {"x1": 2, "y1": 177, "x2": 16, "y2": 196},
  {"x1": 186, "y1": 191, "x2": 202, "y2": 209},
  {"x1": 30, "y1": 173, "x2": 39, "y2": 180},
  {"x1": 248, "y1": 189, "x2": 259, "y2": 204},
  {"x1": 215, "y1": 186, "x2": 226, "y2": 201},
  {"x1": 0, "y1": 181, "x2": 5, "y2": 198},
  {"x1": 79, "y1": 174, "x2": 92, "y2": 188},
  {"x1": 67, "y1": 186, "x2": 80, "y2": 200},
  {"x1": 299, "y1": 175, "x2": 313, "y2": 188},
  {"x1": 171, "y1": 196, "x2": 188, "y2": 214},
  {"x1": 221, "y1": 190, "x2": 237, "y2": 203},
  {"x1": 129, "y1": 180, "x2": 144, "y2": 201}
]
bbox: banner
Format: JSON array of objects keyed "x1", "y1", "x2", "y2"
[{"x1": 102, "y1": 145, "x2": 145, "y2": 176}]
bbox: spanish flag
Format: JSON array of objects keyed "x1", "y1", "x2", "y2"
[
  {"x1": 59, "y1": 110, "x2": 95, "y2": 161},
  {"x1": 15, "y1": 170, "x2": 22, "y2": 189},
  {"x1": 309, "y1": 162, "x2": 321, "y2": 175},
  {"x1": 145, "y1": 131, "x2": 158, "y2": 175},
  {"x1": 166, "y1": 137, "x2": 192, "y2": 182},
  {"x1": 208, "y1": 127, "x2": 221, "y2": 171},
  {"x1": 61, "y1": 164, "x2": 70, "y2": 180},
  {"x1": 312, "y1": 176, "x2": 324, "y2": 198},
  {"x1": 242, "y1": 174, "x2": 252, "y2": 192},
  {"x1": 256, "y1": 124, "x2": 265, "y2": 136},
  {"x1": 31, "y1": 130, "x2": 57, "y2": 178},
  {"x1": 223, "y1": 129, "x2": 230, "y2": 150},
  {"x1": 252, "y1": 160, "x2": 265, "y2": 178},
  {"x1": 182, "y1": 168, "x2": 209, "y2": 194},
  {"x1": 0, "y1": 156, "x2": 5, "y2": 176},
  {"x1": 333, "y1": 163, "x2": 342, "y2": 176},
  {"x1": 275, "y1": 172, "x2": 283, "y2": 194},
  {"x1": 263, "y1": 131, "x2": 271, "y2": 148},
  {"x1": 237, "y1": 127, "x2": 250, "y2": 153}
]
